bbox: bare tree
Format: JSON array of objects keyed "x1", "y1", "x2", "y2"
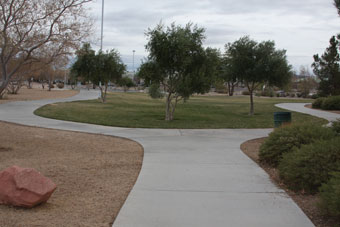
[{"x1": 0, "y1": 0, "x2": 93, "y2": 98}]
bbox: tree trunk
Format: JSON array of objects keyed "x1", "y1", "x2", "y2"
[
  {"x1": 165, "y1": 94, "x2": 172, "y2": 121},
  {"x1": 228, "y1": 83, "x2": 234, "y2": 96},
  {"x1": 0, "y1": 79, "x2": 10, "y2": 99},
  {"x1": 249, "y1": 89, "x2": 254, "y2": 115},
  {"x1": 48, "y1": 79, "x2": 52, "y2": 91},
  {"x1": 99, "y1": 83, "x2": 108, "y2": 103},
  {"x1": 0, "y1": 84, "x2": 7, "y2": 99}
]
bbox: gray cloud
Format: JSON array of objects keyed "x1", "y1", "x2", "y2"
[{"x1": 87, "y1": 0, "x2": 340, "y2": 71}]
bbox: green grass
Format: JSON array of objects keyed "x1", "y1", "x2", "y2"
[{"x1": 34, "y1": 92, "x2": 327, "y2": 128}]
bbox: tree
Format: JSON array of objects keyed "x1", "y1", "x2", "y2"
[
  {"x1": 138, "y1": 23, "x2": 217, "y2": 121},
  {"x1": 312, "y1": 36, "x2": 340, "y2": 96},
  {"x1": 72, "y1": 44, "x2": 126, "y2": 102},
  {"x1": 0, "y1": 0, "x2": 93, "y2": 98},
  {"x1": 226, "y1": 36, "x2": 292, "y2": 115},
  {"x1": 117, "y1": 76, "x2": 135, "y2": 92},
  {"x1": 94, "y1": 50, "x2": 126, "y2": 102},
  {"x1": 335, "y1": 0, "x2": 340, "y2": 15},
  {"x1": 221, "y1": 44, "x2": 239, "y2": 96},
  {"x1": 296, "y1": 66, "x2": 318, "y2": 97}
]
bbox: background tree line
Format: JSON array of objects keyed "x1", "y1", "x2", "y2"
[{"x1": 137, "y1": 24, "x2": 292, "y2": 120}]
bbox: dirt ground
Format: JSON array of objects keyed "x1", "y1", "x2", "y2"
[
  {"x1": 0, "y1": 87, "x2": 144, "y2": 227},
  {"x1": 241, "y1": 138, "x2": 338, "y2": 227},
  {"x1": 0, "y1": 84, "x2": 79, "y2": 104}
]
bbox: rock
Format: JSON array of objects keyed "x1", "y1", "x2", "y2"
[{"x1": 0, "y1": 166, "x2": 56, "y2": 208}]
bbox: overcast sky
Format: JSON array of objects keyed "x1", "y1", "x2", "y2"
[{"x1": 87, "y1": 0, "x2": 340, "y2": 72}]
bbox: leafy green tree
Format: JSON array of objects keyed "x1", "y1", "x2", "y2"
[
  {"x1": 221, "y1": 45, "x2": 239, "y2": 96},
  {"x1": 312, "y1": 36, "x2": 340, "y2": 96},
  {"x1": 335, "y1": 0, "x2": 340, "y2": 15},
  {"x1": 71, "y1": 43, "x2": 96, "y2": 83},
  {"x1": 72, "y1": 44, "x2": 126, "y2": 102},
  {"x1": 226, "y1": 36, "x2": 292, "y2": 115},
  {"x1": 138, "y1": 23, "x2": 217, "y2": 121},
  {"x1": 118, "y1": 76, "x2": 135, "y2": 92},
  {"x1": 93, "y1": 50, "x2": 126, "y2": 102}
]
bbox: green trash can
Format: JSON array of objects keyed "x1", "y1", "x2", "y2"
[{"x1": 274, "y1": 112, "x2": 291, "y2": 128}]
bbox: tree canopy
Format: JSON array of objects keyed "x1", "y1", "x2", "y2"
[
  {"x1": 0, "y1": 0, "x2": 93, "y2": 98},
  {"x1": 71, "y1": 43, "x2": 126, "y2": 102},
  {"x1": 225, "y1": 36, "x2": 292, "y2": 115},
  {"x1": 138, "y1": 23, "x2": 218, "y2": 121},
  {"x1": 312, "y1": 35, "x2": 340, "y2": 96}
]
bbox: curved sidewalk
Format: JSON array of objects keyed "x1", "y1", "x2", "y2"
[
  {"x1": 0, "y1": 90, "x2": 314, "y2": 227},
  {"x1": 276, "y1": 103, "x2": 340, "y2": 123}
]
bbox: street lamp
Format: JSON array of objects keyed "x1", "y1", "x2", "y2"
[
  {"x1": 100, "y1": 0, "x2": 104, "y2": 51},
  {"x1": 132, "y1": 50, "x2": 136, "y2": 75},
  {"x1": 99, "y1": 0, "x2": 104, "y2": 90}
]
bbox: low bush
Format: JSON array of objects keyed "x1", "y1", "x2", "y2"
[
  {"x1": 278, "y1": 138, "x2": 340, "y2": 193},
  {"x1": 312, "y1": 97, "x2": 326, "y2": 109},
  {"x1": 242, "y1": 90, "x2": 250, "y2": 95},
  {"x1": 319, "y1": 172, "x2": 340, "y2": 218},
  {"x1": 259, "y1": 123, "x2": 336, "y2": 167},
  {"x1": 311, "y1": 94, "x2": 319, "y2": 99},
  {"x1": 57, "y1": 83, "x2": 64, "y2": 89},
  {"x1": 332, "y1": 119, "x2": 340, "y2": 135},
  {"x1": 290, "y1": 93, "x2": 295, "y2": 98},
  {"x1": 321, "y1": 96, "x2": 340, "y2": 110},
  {"x1": 148, "y1": 84, "x2": 164, "y2": 99}
]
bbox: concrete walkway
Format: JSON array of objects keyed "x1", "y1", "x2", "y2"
[
  {"x1": 276, "y1": 103, "x2": 340, "y2": 123},
  {"x1": 0, "y1": 90, "x2": 314, "y2": 227}
]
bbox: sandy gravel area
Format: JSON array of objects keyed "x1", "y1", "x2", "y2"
[
  {"x1": 0, "y1": 87, "x2": 144, "y2": 227},
  {"x1": 0, "y1": 85, "x2": 79, "y2": 104},
  {"x1": 241, "y1": 138, "x2": 337, "y2": 227}
]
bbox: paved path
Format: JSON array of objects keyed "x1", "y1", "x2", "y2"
[
  {"x1": 0, "y1": 90, "x2": 314, "y2": 227},
  {"x1": 276, "y1": 103, "x2": 340, "y2": 123}
]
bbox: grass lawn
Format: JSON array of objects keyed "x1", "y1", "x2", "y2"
[{"x1": 34, "y1": 92, "x2": 327, "y2": 128}]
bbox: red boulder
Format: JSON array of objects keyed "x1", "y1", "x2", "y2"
[{"x1": 0, "y1": 166, "x2": 56, "y2": 208}]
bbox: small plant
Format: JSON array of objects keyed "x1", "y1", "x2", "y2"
[
  {"x1": 312, "y1": 97, "x2": 326, "y2": 109},
  {"x1": 331, "y1": 119, "x2": 340, "y2": 134},
  {"x1": 321, "y1": 95, "x2": 340, "y2": 110},
  {"x1": 290, "y1": 93, "x2": 295, "y2": 98},
  {"x1": 319, "y1": 172, "x2": 340, "y2": 218},
  {"x1": 311, "y1": 94, "x2": 319, "y2": 99},
  {"x1": 57, "y1": 83, "x2": 64, "y2": 89},
  {"x1": 259, "y1": 123, "x2": 336, "y2": 167},
  {"x1": 242, "y1": 90, "x2": 250, "y2": 95},
  {"x1": 278, "y1": 138, "x2": 340, "y2": 193},
  {"x1": 148, "y1": 84, "x2": 164, "y2": 99}
]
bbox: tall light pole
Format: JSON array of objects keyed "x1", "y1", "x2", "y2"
[
  {"x1": 99, "y1": 0, "x2": 104, "y2": 89},
  {"x1": 132, "y1": 50, "x2": 135, "y2": 75},
  {"x1": 100, "y1": 0, "x2": 104, "y2": 51}
]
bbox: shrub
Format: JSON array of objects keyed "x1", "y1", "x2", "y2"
[
  {"x1": 332, "y1": 119, "x2": 340, "y2": 135},
  {"x1": 57, "y1": 83, "x2": 64, "y2": 89},
  {"x1": 215, "y1": 83, "x2": 227, "y2": 94},
  {"x1": 148, "y1": 83, "x2": 164, "y2": 99},
  {"x1": 312, "y1": 97, "x2": 326, "y2": 109},
  {"x1": 319, "y1": 172, "x2": 340, "y2": 218},
  {"x1": 321, "y1": 96, "x2": 340, "y2": 110},
  {"x1": 259, "y1": 123, "x2": 336, "y2": 167},
  {"x1": 242, "y1": 90, "x2": 250, "y2": 95},
  {"x1": 290, "y1": 93, "x2": 295, "y2": 98},
  {"x1": 311, "y1": 94, "x2": 319, "y2": 99},
  {"x1": 278, "y1": 138, "x2": 340, "y2": 193}
]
